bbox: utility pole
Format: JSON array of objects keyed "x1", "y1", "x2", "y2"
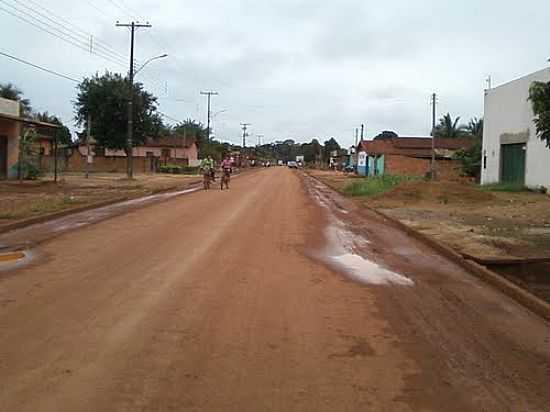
[
  {"x1": 241, "y1": 123, "x2": 251, "y2": 148},
  {"x1": 116, "y1": 21, "x2": 152, "y2": 179},
  {"x1": 361, "y1": 124, "x2": 364, "y2": 140},
  {"x1": 200, "y1": 91, "x2": 218, "y2": 142},
  {"x1": 256, "y1": 134, "x2": 264, "y2": 146},
  {"x1": 486, "y1": 75, "x2": 492, "y2": 90},
  {"x1": 431, "y1": 93, "x2": 437, "y2": 180},
  {"x1": 86, "y1": 113, "x2": 91, "y2": 179}
]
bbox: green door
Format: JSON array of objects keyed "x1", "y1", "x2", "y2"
[{"x1": 501, "y1": 143, "x2": 526, "y2": 184}]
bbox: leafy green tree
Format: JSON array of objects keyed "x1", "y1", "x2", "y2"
[
  {"x1": 173, "y1": 119, "x2": 207, "y2": 144},
  {"x1": 454, "y1": 139, "x2": 482, "y2": 180},
  {"x1": 74, "y1": 72, "x2": 162, "y2": 153},
  {"x1": 374, "y1": 130, "x2": 398, "y2": 139},
  {"x1": 466, "y1": 117, "x2": 483, "y2": 139},
  {"x1": 0, "y1": 83, "x2": 32, "y2": 116},
  {"x1": 323, "y1": 137, "x2": 341, "y2": 160},
  {"x1": 34, "y1": 112, "x2": 72, "y2": 145},
  {"x1": 433, "y1": 113, "x2": 468, "y2": 138},
  {"x1": 529, "y1": 81, "x2": 550, "y2": 148}
]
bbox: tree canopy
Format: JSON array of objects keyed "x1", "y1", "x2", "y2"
[
  {"x1": 529, "y1": 81, "x2": 550, "y2": 148},
  {"x1": 433, "y1": 113, "x2": 468, "y2": 138},
  {"x1": 466, "y1": 117, "x2": 483, "y2": 139},
  {"x1": 34, "y1": 112, "x2": 72, "y2": 145},
  {"x1": 74, "y1": 72, "x2": 162, "y2": 152},
  {"x1": 0, "y1": 82, "x2": 32, "y2": 117},
  {"x1": 374, "y1": 130, "x2": 398, "y2": 139}
]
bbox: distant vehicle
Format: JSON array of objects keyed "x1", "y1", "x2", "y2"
[
  {"x1": 278, "y1": 160, "x2": 284, "y2": 166},
  {"x1": 287, "y1": 161, "x2": 298, "y2": 169}
]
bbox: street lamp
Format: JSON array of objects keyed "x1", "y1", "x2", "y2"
[{"x1": 135, "y1": 54, "x2": 168, "y2": 76}]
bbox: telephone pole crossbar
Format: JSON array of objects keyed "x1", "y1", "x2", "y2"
[{"x1": 116, "y1": 21, "x2": 152, "y2": 179}]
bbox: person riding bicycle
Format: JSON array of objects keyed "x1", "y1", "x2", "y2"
[
  {"x1": 199, "y1": 156, "x2": 214, "y2": 190},
  {"x1": 220, "y1": 155, "x2": 232, "y2": 190}
]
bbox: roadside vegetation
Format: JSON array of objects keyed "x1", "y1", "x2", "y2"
[{"x1": 343, "y1": 175, "x2": 420, "y2": 197}]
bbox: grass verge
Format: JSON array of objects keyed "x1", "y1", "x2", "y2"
[
  {"x1": 343, "y1": 175, "x2": 421, "y2": 197},
  {"x1": 479, "y1": 183, "x2": 528, "y2": 192}
]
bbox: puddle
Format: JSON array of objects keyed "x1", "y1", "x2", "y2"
[
  {"x1": 0, "y1": 250, "x2": 33, "y2": 272},
  {"x1": 308, "y1": 176, "x2": 414, "y2": 287},
  {"x1": 330, "y1": 253, "x2": 414, "y2": 286}
]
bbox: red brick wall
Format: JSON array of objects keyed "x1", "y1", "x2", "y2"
[
  {"x1": 385, "y1": 154, "x2": 462, "y2": 180},
  {"x1": 40, "y1": 152, "x2": 191, "y2": 174}
]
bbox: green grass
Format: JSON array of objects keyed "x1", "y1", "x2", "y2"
[
  {"x1": 478, "y1": 183, "x2": 528, "y2": 192},
  {"x1": 342, "y1": 175, "x2": 419, "y2": 197}
]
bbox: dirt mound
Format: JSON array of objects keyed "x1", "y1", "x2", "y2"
[{"x1": 368, "y1": 181, "x2": 495, "y2": 208}]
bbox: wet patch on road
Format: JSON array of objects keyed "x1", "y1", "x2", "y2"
[{"x1": 307, "y1": 176, "x2": 414, "y2": 287}]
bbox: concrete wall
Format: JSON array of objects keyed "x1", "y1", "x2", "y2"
[
  {"x1": 103, "y1": 144, "x2": 198, "y2": 161},
  {"x1": 482, "y1": 68, "x2": 550, "y2": 188}
]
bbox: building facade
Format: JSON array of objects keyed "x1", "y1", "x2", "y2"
[
  {"x1": 356, "y1": 136, "x2": 473, "y2": 179},
  {"x1": 482, "y1": 68, "x2": 550, "y2": 188}
]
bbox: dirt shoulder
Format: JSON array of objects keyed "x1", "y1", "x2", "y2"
[
  {"x1": 309, "y1": 169, "x2": 550, "y2": 302},
  {"x1": 0, "y1": 173, "x2": 201, "y2": 230}
]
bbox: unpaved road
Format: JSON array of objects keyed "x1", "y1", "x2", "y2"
[{"x1": 1, "y1": 168, "x2": 550, "y2": 411}]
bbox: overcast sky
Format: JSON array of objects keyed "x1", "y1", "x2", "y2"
[{"x1": 1, "y1": 0, "x2": 549, "y2": 147}]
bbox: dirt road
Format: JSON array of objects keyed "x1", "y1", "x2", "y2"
[{"x1": 1, "y1": 168, "x2": 550, "y2": 411}]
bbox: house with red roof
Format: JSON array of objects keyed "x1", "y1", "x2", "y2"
[{"x1": 356, "y1": 136, "x2": 476, "y2": 179}]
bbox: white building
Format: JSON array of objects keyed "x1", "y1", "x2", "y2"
[{"x1": 482, "y1": 68, "x2": 550, "y2": 189}]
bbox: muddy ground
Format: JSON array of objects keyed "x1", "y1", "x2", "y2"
[
  {"x1": 0, "y1": 173, "x2": 201, "y2": 229},
  {"x1": 309, "y1": 170, "x2": 550, "y2": 303},
  {"x1": 1, "y1": 167, "x2": 550, "y2": 411}
]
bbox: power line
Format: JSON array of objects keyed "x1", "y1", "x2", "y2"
[
  {"x1": 0, "y1": 50, "x2": 80, "y2": 83},
  {"x1": 0, "y1": 1, "x2": 127, "y2": 68},
  {"x1": 14, "y1": 0, "x2": 129, "y2": 63}
]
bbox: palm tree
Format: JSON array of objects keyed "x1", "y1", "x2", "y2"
[
  {"x1": 0, "y1": 83, "x2": 32, "y2": 116},
  {"x1": 467, "y1": 117, "x2": 483, "y2": 139},
  {"x1": 433, "y1": 113, "x2": 467, "y2": 138},
  {"x1": 173, "y1": 119, "x2": 207, "y2": 145}
]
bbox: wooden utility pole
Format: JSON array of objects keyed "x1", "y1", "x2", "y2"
[
  {"x1": 85, "y1": 113, "x2": 91, "y2": 179},
  {"x1": 201, "y1": 91, "x2": 218, "y2": 142},
  {"x1": 431, "y1": 93, "x2": 437, "y2": 180},
  {"x1": 116, "y1": 21, "x2": 152, "y2": 179}
]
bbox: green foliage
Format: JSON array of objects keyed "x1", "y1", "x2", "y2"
[
  {"x1": 466, "y1": 117, "x2": 483, "y2": 139},
  {"x1": 528, "y1": 81, "x2": 550, "y2": 148},
  {"x1": 10, "y1": 160, "x2": 41, "y2": 180},
  {"x1": 159, "y1": 164, "x2": 199, "y2": 175},
  {"x1": 34, "y1": 112, "x2": 72, "y2": 145},
  {"x1": 0, "y1": 82, "x2": 32, "y2": 116},
  {"x1": 343, "y1": 175, "x2": 419, "y2": 197},
  {"x1": 453, "y1": 138, "x2": 482, "y2": 179},
  {"x1": 74, "y1": 71, "x2": 162, "y2": 153},
  {"x1": 374, "y1": 130, "x2": 399, "y2": 139},
  {"x1": 173, "y1": 119, "x2": 207, "y2": 145},
  {"x1": 433, "y1": 113, "x2": 468, "y2": 138},
  {"x1": 479, "y1": 183, "x2": 528, "y2": 192},
  {"x1": 323, "y1": 137, "x2": 341, "y2": 159}
]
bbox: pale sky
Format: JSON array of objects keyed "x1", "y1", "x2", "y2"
[{"x1": 1, "y1": 0, "x2": 549, "y2": 147}]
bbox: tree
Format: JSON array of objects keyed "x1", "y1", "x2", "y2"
[
  {"x1": 454, "y1": 139, "x2": 482, "y2": 180},
  {"x1": 34, "y1": 112, "x2": 72, "y2": 145},
  {"x1": 433, "y1": 113, "x2": 468, "y2": 138},
  {"x1": 466, "y1": 117, "x2": 483, "y2": 139},
  {"x1": 374, "y1": 130, "x2": 398, "y2": 139},
  {"x1": 0, "y1": 83, "x2": 32, "y2": 117},
  {"x1": 173, "y1": 119, "x2": 207, "y2": 145},
  {"x1": 529, "y1": 81, "x2": 550, "y2": 148},
  {"x1": 74, "y1": 72, "x2": 161, "y2": 153}
]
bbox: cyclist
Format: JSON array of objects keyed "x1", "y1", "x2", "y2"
[
  {"x1": 199, "y1": 157, "x2": 214, "y2": 190},
  {"x1": 220, "y1": 155, "x2": 232, "y2": 190}
]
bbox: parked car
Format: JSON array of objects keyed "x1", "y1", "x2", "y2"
[{"x1": 287, "y1": 161, "x2": 298, "y2": 169}]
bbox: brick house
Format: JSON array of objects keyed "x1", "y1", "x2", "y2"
[
  {"x1": 356, "y1": 136, "x2": 476, "y2": 179},
  {"x1": 0, "y1": 97, "x2": 59, "y2": 179},
  {"x1": 64, "y1": 135, "x2": 199, "y2": 174}
]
